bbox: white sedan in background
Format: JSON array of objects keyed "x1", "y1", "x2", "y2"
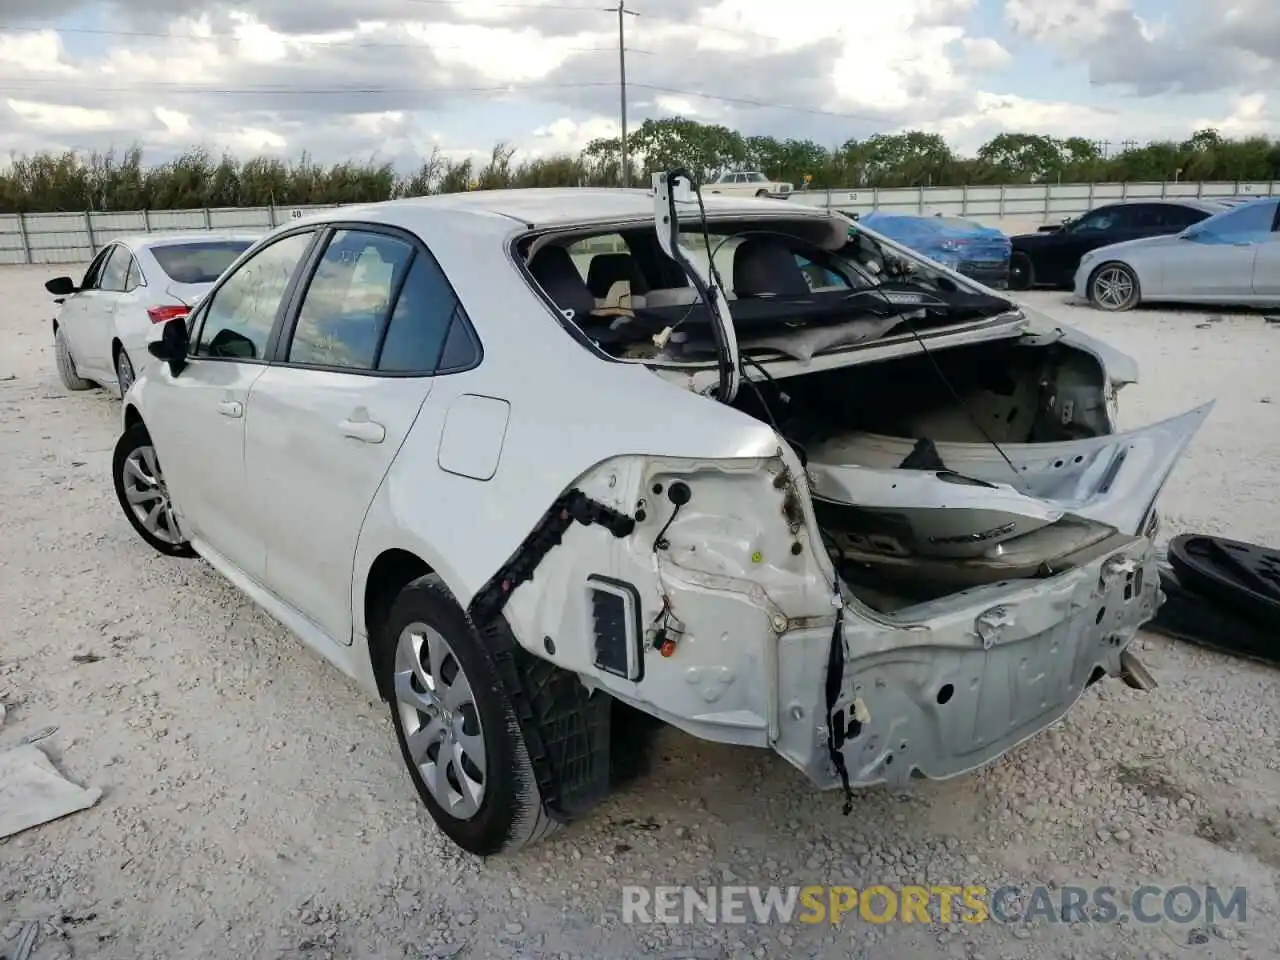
[
  {"x1": 46, "y1": 232, "x2": 259, "y2": 396},
  {"x1": 705, "y1": 170, "x2": 793, "y2": 198},
  {"x1": 1074, "y1": 196, "x2": 1280, "y2": 311}
]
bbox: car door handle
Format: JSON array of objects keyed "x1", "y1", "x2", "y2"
[
  {"x1": 339, "y1": 418, "x2": 385, "y2": 443},
  {"x1": 217, "y1": 399, "x2": 243, "y2": 418}
]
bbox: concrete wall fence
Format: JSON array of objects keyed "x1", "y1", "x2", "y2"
[{"x1": 3, "y1": 179, "x2": 1278, "y2": 265}]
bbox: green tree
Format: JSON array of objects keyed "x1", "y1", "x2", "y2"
[{"x1": 1, "y1": 122, "x2": 1278, "y2": 213}]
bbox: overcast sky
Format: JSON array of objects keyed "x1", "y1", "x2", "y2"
[{"x1": 0, "y1": 0, "x2": 1275, "y2": 167}]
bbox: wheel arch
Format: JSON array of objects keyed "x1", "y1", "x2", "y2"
[
  {"x1": 122, "y1": 403, "x2": 145, "y2": 432},
  {"x1": 111, "y1": 337, "x2": 125, "y2": 365},
  {"x1": 361, "y1": 547, "x2": 437, "y2": 701}
]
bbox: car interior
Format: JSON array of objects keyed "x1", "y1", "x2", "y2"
[{"x1": 517, "y1": 222, "x2": 1017, "y2": 361}]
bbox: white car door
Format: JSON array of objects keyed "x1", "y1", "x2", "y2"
[
  {"x1": 142, "y1": 229, "x2": 321, "y2": 582},
  {"x1": 244, "y1": 226, "x2": 472, "y2": 646},
  {"x1": 57, "y1": 246, "x2": 114, "y2": 371},
  {"x1": 72, "y1": 244, "x2": 132, "y2": 378}
]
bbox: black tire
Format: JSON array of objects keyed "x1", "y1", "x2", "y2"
[
  {"x1": 382, "y1": 575, "x2": 559, "y2": 856},
  {"x1": 1009, "y1": 252, "x2": 1034, "y2": 290},
  {"x1": 54, "y1": 325, "x2": 93, "y2": 391},
  {"x1": 1087, "y1": 261, "x2": 1141, "y2": 312},
  {"x1": 112, "y1": 422, "x2": 196, "y2": 558},
  {"x1": 115, "y1": 346, "x2": 136, "y2": 397}
]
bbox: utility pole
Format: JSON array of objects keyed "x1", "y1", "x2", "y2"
[{"x1": 606, "y1": 1, "x2": 639, "y2": 186}]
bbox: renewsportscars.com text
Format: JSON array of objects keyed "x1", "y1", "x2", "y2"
[{"x1": 622, "y1": 884, "x2": 1247, "y2": 926}]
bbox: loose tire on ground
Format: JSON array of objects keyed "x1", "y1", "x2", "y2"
[
  {"x1": 382, "y1": 574, "x2": 560, "y2": 857},
  {"x1": 112, "y1": 422, "x2": 196, "y2": 558},
  {"x1": 54, "y1": 326, "x2": 93, "y2": 391}
]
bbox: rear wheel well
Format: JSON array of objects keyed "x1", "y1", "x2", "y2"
[
  {"x1": 364, "y1": 549, "x2": 434, "y2": 700},
  {"x1": 112, "y1": 338, "x2": 124, "y2": 364}
]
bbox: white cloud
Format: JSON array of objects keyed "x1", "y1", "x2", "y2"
[
  {"x1": 153, "y1": 106, "x2": 191, "y2": 135},
  {"x1": 958, "y1": 37, "x2": 1013, "y2": 72},
  {"x1": 7, "y1": 98, "x2": 123, "y2": 131},
  {"x1": 0, "y1": 0, "x2": 1272, "y2": 169},
  {"x1": 0, "y1": 29, "x2": 75, "y2": 74}
]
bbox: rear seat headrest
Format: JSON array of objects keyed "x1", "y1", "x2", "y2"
[
  {"x1": 732, "y1": 238, "x2": 811, "y2": 298},
  {"x1": 527, "y1": 245, "x2": 595, "y2": 319},
  {"x1": 586, "y1": 253, "x2": 649, "y2": 298}
]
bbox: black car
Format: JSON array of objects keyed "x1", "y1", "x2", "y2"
[{"x1": 1009, "y1": 199, "x2": 1227, "y2": 290}]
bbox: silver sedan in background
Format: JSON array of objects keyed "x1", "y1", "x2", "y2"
[{"x1": 1074, "y1": 196, "x2": 1280, "y2": 311}]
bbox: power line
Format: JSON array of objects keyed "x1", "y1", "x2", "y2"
[
  {"x1": 0, "y1": 79, "x2": 620, "y2": 96},
  {"x1": 1, "y1": 23, "x2": 617, "y2": 54},
  {"x1": 397, "y1": 0, "x2": 605, "y2": 9},
  {"x1": 0, "y1": 73, "x2": 908, "y2": 126}
]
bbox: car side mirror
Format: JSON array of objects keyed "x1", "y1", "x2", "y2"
[
  {"x1": 45, "y1": 276, "x2": 76, "y2": 296},
  {"x1": 147, "y1": 318, "x2": 189, "y2": 375}
]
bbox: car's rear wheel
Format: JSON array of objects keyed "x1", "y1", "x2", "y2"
[
  {"x1": 1009, "y1": 252, "x2": 1034, "y2": 290},
  {"x1": 111, "y1": 422, "x2": 196, "y2": 557},
  {"x1": 115, "y1": 347, "x2": 136, "y2": 397},
  {"x1": 382, "y1": 575, "x2": 558, "y2": 856},
  {"x1": 54, "y1": 326, "x2": 92, "y2": 391},
  {"x1": 1088, "y1": 262, "x2": 1141, "y2": 311}
]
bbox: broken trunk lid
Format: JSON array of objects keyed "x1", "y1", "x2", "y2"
[{"x1": 807, "y1": 402, "x2": 1214, "y2": 536}]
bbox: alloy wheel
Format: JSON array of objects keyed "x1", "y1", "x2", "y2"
[
  {"x1": 120, "y1": 445, "x2": 182, "y2": 545},
  {"x1": 393, "y1": 622, "x2": 488, "y2": 820},
  {"x1": 1092, "y1": 266, "x2": 1136, "y2": 310}
]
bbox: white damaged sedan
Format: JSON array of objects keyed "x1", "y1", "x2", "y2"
[{"x1": 113, "y1": 175, "x2": 1208, "y2": 856}]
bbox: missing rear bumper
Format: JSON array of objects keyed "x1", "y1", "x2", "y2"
[{"x1": 776, "y1": 541, "x2": 1164, "y2": 791}]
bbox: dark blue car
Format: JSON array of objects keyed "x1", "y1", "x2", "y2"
[{"x1": 857, "y1": 212, "x2": 1012, "y2": 289}]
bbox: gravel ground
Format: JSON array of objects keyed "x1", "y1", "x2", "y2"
[{"x1": 1, "y1": 267, "x2": 1277, "y2": 960}]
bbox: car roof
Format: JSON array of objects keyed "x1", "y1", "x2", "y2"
[
  {"x1": 1101, "y1": 198, "x2": 1228, "y2": 214},
  {"x1": 313, "y1": 188, "x2": 814, "y2": 234}
]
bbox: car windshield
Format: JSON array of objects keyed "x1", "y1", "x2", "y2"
[
  {"x1": 150, "y1": 240, "x2": 254, "y2": 284},
  {"x1": 744, "y1": 173, "x2": 767, "y2": 182}
]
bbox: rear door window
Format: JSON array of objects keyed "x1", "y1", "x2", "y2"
[
  {"x1": 286, "y1": 230, "x2": 416, "y2": 370},
  {"x1": 80, "y1": 247, "x2": 112, "y2": 290},
  {"x1": 376, "y1": 250, "x2": 479, "y2": 374},
  {"x1": 124, "y1": 255, "x2": 142, "y2": 292},
  {"x1": 98, "y1": 245, "x2": 132, "y2": 292}
]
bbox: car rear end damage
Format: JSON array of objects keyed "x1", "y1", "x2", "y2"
[
  {"x1": 452, "y1": 177, "x2": 1205, "y2": 817},
  {"x1": 464, "y1": 434, "x2": 1171, "y2": 802}
]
